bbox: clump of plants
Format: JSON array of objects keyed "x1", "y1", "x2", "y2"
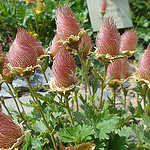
[{"x1": 0, "y1": 1, "x2": 150, "y2": 150}]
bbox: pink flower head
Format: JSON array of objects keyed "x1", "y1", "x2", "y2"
[
  {"x1": 79, "y1": 33, "x2": 93, "y2": 55},
  {"x1": 100, "y1": 0, "x2": 107, "y2": 12},
  {"x1": 108, "y1": 58, "x2": 131, "y2": 80},
  {"x1": 0, "y1": 112, "x2": 23, "y2": 148},
  {"x1": 121, "y1": 29, "x2": 138, "y2": 51},
  {"x1": 138, "y1": 44, "x2": 150, "y2": 80},
  {"x1": 96, "y1": 17, "x2": 120, "y2": 56},
  {"x1": 7, "y1": 29, "x2": 37, "y2": 69},
  {"x1": 49, "y1": 34, "x2": 62, "y2": 57},
  {"x1": 33, "y1": 41, "x2": 44, "y2": 57},
  {"x1": 56, "y1": 5, "x2": 80, "y2": 41},
  {"x1": 52, "y1": 47, "x2": 76, "y2": 87}
]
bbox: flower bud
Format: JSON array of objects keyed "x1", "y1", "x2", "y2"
[
  {"x1": 52, "y1": 47, "x2": 76, "y2": 87},
  {"x1": 138, "y1": 44, "x2": 150, "y2": 80},
  {"x1": 49, "y1": 34, "x2": 62, "y2": 57},
  {"x1": 0, "y1": 112, "x2": 25, "y2": 149},
  {"x1": 79, "y1": 33, "x2": 93, "y2": 56},
  {"x1": 121, "y1": 29, "x2": 138, "y2": 51},
  {"x1": 56, "y1": 5, "x2": 81, "y2": 50},
  {"x1": 108, "y1": 58, "x2": 131, "y2": 80},
  {"x1": 100, "y1": 0, "x2": 107, "y2": 16},
  {"x1": 7, "y1": 28, "x2": 38, "y2": 69},
  {"x1": 96, "y1": 17, "x2": 120, "y2": 56}
]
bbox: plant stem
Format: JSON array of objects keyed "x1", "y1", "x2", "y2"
[
  {"x1": 74, "y1": 90, "x2": 79, "y2": 111},
  {"x1": 0, "y1": 96, "x2": 13, "y2": 119},
  {"x1": 64, "y1": 94, "x2": 74, "y2": 125},
  {"x1": 143, "y1": 84, "x2": 148, "y2": 117},
  {"x1": 113, "y1": 87, "x2": 117, "y2": 108},
  {"x1": 124, "y1": 94, "x2": 127, "y2": 109},
  {"x1": 76, "y1": 51, "x2": 91, "y2": 100},
  {"x1": 26, "y1": 77, "x2": 56, "y2": 148},
  {"x1": 121, "y1": 84, "x2": 127, "y2": 109},
  {"x1": 98, "y1": 64, "x2": 108, "y2": 109},
  {"x1": 5, "y1": 81, "x2": 24, "y2": 121},
  {"x1": 9, "y1": 83, "x2": 31, "y2": 127},
  {"x1": 42, "y1": 70, "x2": 48, "y2": 83}
]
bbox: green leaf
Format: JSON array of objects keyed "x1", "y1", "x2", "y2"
[
  {"x1": 33, "y1": 120, "x2": 47, "y2": 133},
  {"x1": 73, "y1": 111, "x2": 90, "y2": 125},
  {"x1": 132, "y1": 124, "x2": 145, "y2": 143},
  {"x1": 91, "y1": 77, "x2": 100, "y2": 95},
  {"x1": 36, "y1": 93, "x2": 53, "y2": 103},
  {"x1": 128, "y1": 101, "x2": 135, "y2": 115},
  {"x1": 58, "y1": 126, "x2": 80, "y2": 143},
  {"x1": 58, "y1": 125, "x2": 94, "y2": 144},
  {"x1": 108, "y1": 134, "x2": 128, "y2": 150},
  {"x1": 80, "y1": 124, "x2": 95, "y2": 141},
  {"x1": 93, "y1": 68, "x2": 103, "y2": 82},
  {"x1": 141, "y1": 115, "x2": 150, "y2": 128},
  {"x1": 80, "y1": 104, "x2": 96, "y2": 123},
  {"x1": 147, "y1": 89, "x2": 150, "y2": 104},
  {"x1": 96, "y1": 114, "x2": 119, "y2": 139},
  {"x1": 31, "y1": 138, "x2": 42, "y2": 149},
  {"x1": 116, "y1": 126, "x2": 132, "y2": 140},
  {"x1": 143, "y1": 129, "x2": 150, "y2": 145},
  {"x1": 134, "y1": 101, "x2": 144, "y2": 117}
]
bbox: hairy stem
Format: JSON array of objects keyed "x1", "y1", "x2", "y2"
[
  {"x1": 64, "y1": 94, "x2": 74, "y2": 125},
  {"x1": 77, "y1": 51, "x2": 91, "y2": 101},
  {"x1": 74, "y1": 90, "x2": 79, "y2": 111},
  {"x1": 113, "y1": 87, "x2": 117, "y2": 108},
  {"x1": 5, "y1": 82, "x2": 25, "y2": 121},
  {"x1": 99, "y1": 64, "x2": 108, "y2": 109},
  {"x1": 10, "y1": 83, "x2": 31, "y2": 127},
  {"x1": 42, "y1": 70, "x2": 48, "y2": 83},
  {"x1": 26, "y1": 77, "x2": 56, "y2": 148},
  {"x1": 0, "y1": 96, "x2": 13, "y2": 119}
]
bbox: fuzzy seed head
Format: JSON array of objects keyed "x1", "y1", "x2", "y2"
[
  {"x1": 52, "y1": 47, "x2": 76, "y2": 87},
  {"x1": 79, "y1": 33, "x2": 93, "y2": 55},
  {"x1": 138, "y1": 44, "x2": 150, "y2": 80},
  {"x1": 56, "y1": 5, "x2": 80, "y2": 41},
  {"x1": 100, "y1": 0, "x2": 107, "y2": 12},
  {"x1": 49, "y1": 34, "x2": 62, "y2": 57},
  {"x1": 7, "y1": 29, "x2": 37, "y2": 69},
  {"x1": 96, "y1": 17, "x2": 120, "y2": 56},
  {"x1": 121, "y1": 29, "x2": 138, "y2": 51},
  {"x1": 108, "y1": 58, "x2": 131, "y2": 80},
  {"x1": 0, "y1": 113, "x2": 23, "y2": 148}
]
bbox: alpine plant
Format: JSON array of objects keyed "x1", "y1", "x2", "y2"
[
  {"x1": 52, "y1": 47, "x2": 77, "y2": 88},
  {"x1": 96, "y1": 17, "x2": 120, "y2": 56}
]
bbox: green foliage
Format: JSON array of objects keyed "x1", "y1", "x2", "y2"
[
  {"x1": 129, "y1": 0, "x2": 150, "y2": 59},
  {"x1": 131, "y1": 116, "x2": 150, "y2": 148},
  {"x1": 96, "y1": 112, "x2": 119, "y2": 139},
  {"x1": 0, "y1": 0, "x2": 150, "y2": 149},
  {"x1": 108, "y1": 134, "x2": 128, "y2": 150},
  {"x1": 58, "y1": 124, "x2": 94, "y2": 144},
  {"x1": 0, "y1": 0, "x2": 91, "y2": 51}
]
